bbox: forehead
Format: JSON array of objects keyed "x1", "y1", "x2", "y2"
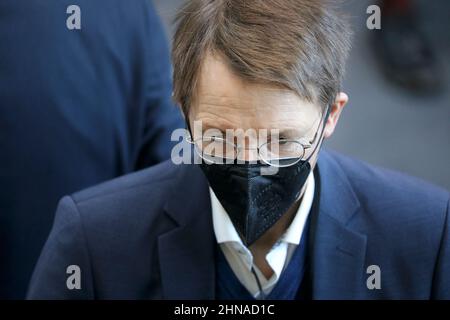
[{"x1": 192, "y1": 53, "x2": 321, "y2": 131}]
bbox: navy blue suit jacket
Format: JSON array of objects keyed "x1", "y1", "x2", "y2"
[
  {"x1": 0, "y1": 0, "x2": 183, "y2": 298},
  {"x1": 27, "y1": 150, "x2": 450, "y2": 299}
]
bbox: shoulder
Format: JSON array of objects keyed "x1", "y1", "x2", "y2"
[
  {"x1": 72, "y1": 160, "x2": 177, "y2": 204},
  {"x1": 322, "y1": 149, "x2": 449, "y2": 209},
  {"x1": 62, "y1": 160, "x2": 180, "y2": 237},
  {"x1": 320, "y1": 150, "x2": 450, "y2": 298},
  {"x1": 320, "y1": 149, "x2": 449, "y2": 239},
  {"x1": 28, "y1": 160, "x2": 182, "y2": 299}
]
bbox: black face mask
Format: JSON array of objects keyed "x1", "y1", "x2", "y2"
[{"x1": 200, "y1": 160, "x2": 311, "y2": 246}]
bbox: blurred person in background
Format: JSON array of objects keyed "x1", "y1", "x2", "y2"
[
  {"x1": 0, "y1": 0, "x2": 183, "y2": 299},
  {"x1": 374, "y1": 0, "x2": 445, "y2": 93}
]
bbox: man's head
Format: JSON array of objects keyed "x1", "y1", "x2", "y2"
[
  {"x1": 172, "y1": 0, "x2": 352, "y2": 164},
  {"x1": 171, "y1": 0, "x2": 352, "y2": 245}
]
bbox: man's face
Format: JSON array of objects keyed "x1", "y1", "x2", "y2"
[{"x1": 188, "y1": 53, "x2": 347, "y2": 166}]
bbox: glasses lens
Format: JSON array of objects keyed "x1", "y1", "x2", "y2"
[
  {"x1": 194, "y1": 137, "x2": 237, "y2": 163},
  {"x1": 260, "y1": 140, "x2": 305, "y2": 167}
]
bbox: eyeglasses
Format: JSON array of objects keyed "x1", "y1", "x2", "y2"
[{"x1": 187, "y1": 106, "x2": 329, "y2": 167}]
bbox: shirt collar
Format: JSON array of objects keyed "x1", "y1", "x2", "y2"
[{"x1": 211, "y1": 171, "x2": 315, "y2": 246}]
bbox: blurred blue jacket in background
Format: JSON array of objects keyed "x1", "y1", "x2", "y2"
[{"x1": 0, "y1": 0, "x2": 183, "y2": 298}]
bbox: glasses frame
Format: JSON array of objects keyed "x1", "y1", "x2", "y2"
[{"x1": 187, "y1": 105, "x2": 330, "y2": 167}]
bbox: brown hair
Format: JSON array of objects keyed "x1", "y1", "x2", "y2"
[{"x1": 172, "y1": 0, "x2": 352, "y2": 116}]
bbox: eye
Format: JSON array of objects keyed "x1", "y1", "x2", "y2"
[{"x1": 203, "y1": 133, "x2": 224, "y2": 140}]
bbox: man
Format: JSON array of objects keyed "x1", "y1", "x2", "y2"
[
  {"x1": 27, "y1": 0, "x2": 449, "y2": 299},
  {"x1": 0, "y1": 0, "x2": 182, "y2": 299}
]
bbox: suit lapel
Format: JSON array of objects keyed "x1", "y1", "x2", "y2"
[
  {"x1": 158, "y1": 164, "x2": 216, "y2": 299},
  {"x1": 309, "y1": 151, "x2": 368, "y2": 299}
]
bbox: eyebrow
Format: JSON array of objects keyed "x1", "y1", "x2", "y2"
[
  {"x1": 200, "y1": 125, "x2": 304, "y2": 137},
  {"x1": 201, "y1": 124, "x2": 228, "y2": 134},
  {"x1": 276, "y1": 128, "x2": 303, "y2": 139},
  {"x1": 196, "y1": 113, "x2": 317, "y2": 139}
]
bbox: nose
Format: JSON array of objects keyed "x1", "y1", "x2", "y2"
[
  {"x1": 234, "y1": 132, "x2": 261, "y2": 162},
  {"x1": 236, "y1": 147, "x2": 259, "y2": 162}
]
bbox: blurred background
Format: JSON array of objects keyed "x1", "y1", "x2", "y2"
[{"x1": 155, "y1": 0, "x2": 450, "y2": 190}]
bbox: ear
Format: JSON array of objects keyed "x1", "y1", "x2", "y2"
[{"x1": 323, "y1": 92, "x2": 348, "y2": 139}]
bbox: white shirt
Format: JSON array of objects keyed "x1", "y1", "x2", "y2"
[{"x1": 211, "y1": 172, "x2": 315, "y2": 299}]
